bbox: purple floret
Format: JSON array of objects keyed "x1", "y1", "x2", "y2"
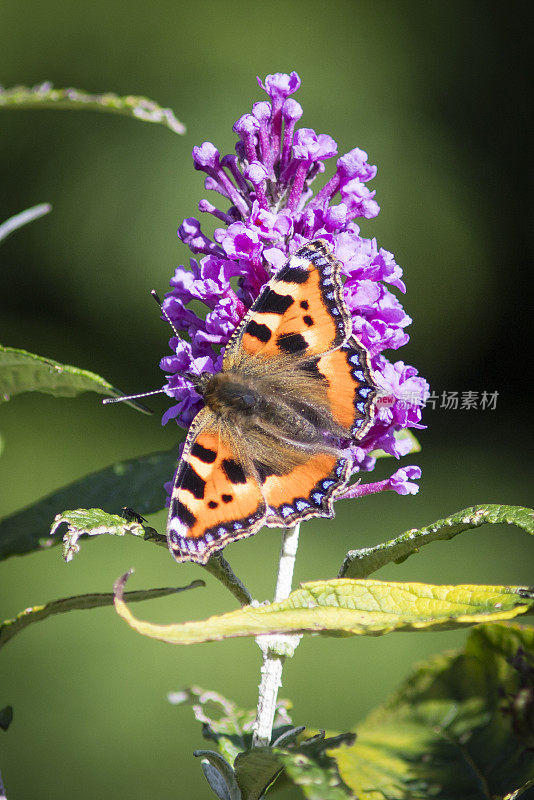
[{"x1": 160, "y1": 71, "x2": 427, "y2": 496}]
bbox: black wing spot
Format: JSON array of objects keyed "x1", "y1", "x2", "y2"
[
  {"x1": 180, "y1": 462, "x2": 206, "y2": 499},
  {"x1": 279, "y1": 266, "x2": 309, "y2": 284},
  {"x1": 277, "y1": 332, "x2": 308, "y2": 354},
  {"x1": 255, "y1": 290, "x2": 294, "y2": 315},
  {"x1": 222, "y1": 458, "x2": 247, "y2": 484},
  {"x1": 191, "y1": 442, "x2": 217, "y2": 463},
  {"x1": 303, "y1": 315, "x2": 314, "y2": 327},
  {"x1": 300, "y1": 300, "x2": 309, "y2": 310},
  {"x1": 171, "y1": 499, "x2": 196, "y2": 528},
  {"x1": 208, "y1": 500, "x2": 218, "y2": 509},
  {"x1": 221, "y1": 493, "x2": 233, "y2": 503},
  {"x1": 245, "y1": 319, "x2": 272, "y2": 343}
]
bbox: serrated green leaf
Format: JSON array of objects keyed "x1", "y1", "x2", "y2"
[
  {"x1": 332, "y1": 623, "x2": 534, "y2": 800},
  {"x1": 0, "y1": 203, "x2": 51, "y2": 244},
  {"x1": 0, "y1": 82, "x2": 185, "y2": 134},
  {"x1": 0, "y1": 345, "x2": 152, "y2": 413},
  {"x1": 0, "y1": 448, "x2": 177, "y2": 561},
  {"x1": 370, "y1": 429, "x2": 421, "y2": 459},
  {"x1": 340, "y1": 504, "x2": 534, "y2": 579},
  {"x1": 0, "y1": 579, "x2": 203, "y2": 650},
  {"x1": 50, "y1": 508, "x2": 145, "y2": 561},
  {"x1": 114, "y1": 573, "x2": 534, "y2": 644}
]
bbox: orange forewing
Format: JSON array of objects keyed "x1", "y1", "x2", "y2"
[
  {"x1": 223, "y1": 240, "x2": 351, "y2": 365},
  {"x1": 316, "y1": 337, "x2": 376, "y2": 437}
]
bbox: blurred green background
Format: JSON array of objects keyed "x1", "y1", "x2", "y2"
[{"x1": 1, "y1": 1, "x2": 532, "y2": 798}]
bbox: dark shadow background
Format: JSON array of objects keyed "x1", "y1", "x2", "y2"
[{"x1": 1, "y1": 1, "x2": 532, "y2": 798}]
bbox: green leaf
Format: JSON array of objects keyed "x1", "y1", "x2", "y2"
[
  {"x1": 233, "y1": 734, "x2": 356, "y2": 800},
  {"x1": 277, "y1": 748, "x2": 353, "y2": 800},
  {"x1": 50, "y1": 508, "x2": 146, "y2": 561},
  {"x1": 0, "y1": 579, "x2": 203, "y2": 650},
  {"x1": 194, "y1": 751, "x2": 242, "y2": 800},
  {"x1": 0, "y1": 82, "x2": 185, "y2": 134},
  {"x1": 370, "y1": 428, "x2": 421, "y2": 459},
  {"x1": 0, "y1": 448, "x2": 177, "y2": 561},
  {"x1": 340, "y1": 504, "x2": 534, "y2": 579},
  {"x1": 0, "y1": 203, "x2": 52, "y2": 244},
  {"x1": 169, "y1": 686, "x2": 292, "y2": 767},
  {"x1": 332, "y1": 622, "x2": 534, "y2": 800},
  {"x1": 114, "y1": 573, "x2": 534, "y2": 644},
  {"x1": 0, "y1": 345, "x2": 152, "y2": 413},
  {"x1": 233, "y1": 748, "x2": 282, "y2": 800}
]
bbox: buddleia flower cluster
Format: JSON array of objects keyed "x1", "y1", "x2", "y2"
[{"x1": 160, "y1": 71, "x2": 428, "y2": 499}]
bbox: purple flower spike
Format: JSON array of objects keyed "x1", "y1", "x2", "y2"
[
  {"x1": 338, "y1": 465, "x2": 421, "y2": 500},
  {"x1": 160, "y1": 71, "x2": 426, "y2": 504}
]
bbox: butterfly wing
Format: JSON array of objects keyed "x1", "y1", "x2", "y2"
[
  {"x1": 315, "y1": 336, "x2": 377, "y2": 438},
  {"x1": 260, "y1": 451, "x2": 352, "y2": 527},
  {"x1": 223, "y1": 239, "x2": 352, "y2": 365},
  {"x1": 167, "y1": 407, "x2": 267, "y2": 564}
]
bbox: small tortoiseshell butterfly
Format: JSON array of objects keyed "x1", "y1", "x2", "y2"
[{"x1": 167, "y1": 239, "x2": 377, "y2": 564}]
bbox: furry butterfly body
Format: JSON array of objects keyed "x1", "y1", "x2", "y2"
[{"x1": 168, "y1": 239, "x2": 377, "y2": 564}]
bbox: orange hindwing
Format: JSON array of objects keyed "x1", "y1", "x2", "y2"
[{"x1": 167, "y1": 409, "x2": 266, "y2": 563}]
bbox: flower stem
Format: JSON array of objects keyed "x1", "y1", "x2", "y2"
[{"x1": 252, "y1": 523, "x2": 301, "y2": 747}]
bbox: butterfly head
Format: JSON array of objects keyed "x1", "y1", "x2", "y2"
[
  {"x1": 191, "y1": 370, "x2": 261, "y2": 418},
  {"x1": 187, "y1": 371, "x2": 212, "y2": 395}
]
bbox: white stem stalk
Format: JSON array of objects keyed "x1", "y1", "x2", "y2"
[{"x1": 252, "y1": 523, "x2": 301, "y2": 747}]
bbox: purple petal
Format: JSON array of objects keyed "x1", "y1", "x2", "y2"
[{"x1": 257, "y1": 71, "x2": 301, "y2": 100}]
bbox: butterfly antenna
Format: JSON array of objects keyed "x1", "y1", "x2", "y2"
[
  {"x1": 151, "y1": 290, "x2": 181, "y2": 338},
  {"x1": 102, "y1": 388, "x2": 165, "y2": 413},
  {"x1": 151, "y1": 289, "x2": 203, "y2": 378}
]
